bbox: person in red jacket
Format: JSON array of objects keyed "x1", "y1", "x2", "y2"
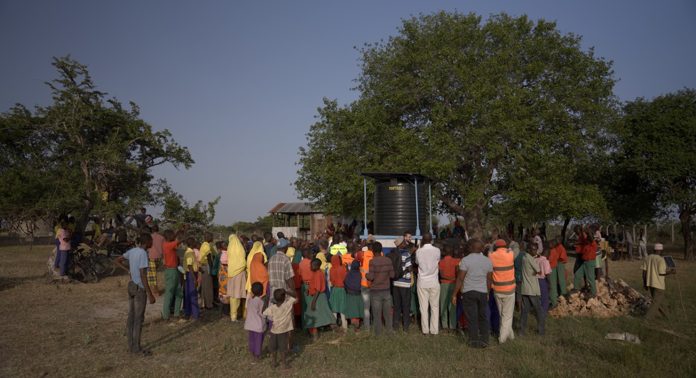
[
  {"x1": 574, "y1": 227, "x2": 597, "y2": 295},
  {"x1": 548, "y1": 237, "x2": 568, "y2": 307}
]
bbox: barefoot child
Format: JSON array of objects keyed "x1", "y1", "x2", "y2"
[
  {"x1": 263, "y1": 289, "x2": 296, "y2": 369},
  {"x1": 245, "y1": 282, "x2": 266, "y2": 362},
  {"x1": 114, "y1": 233, "x2": 156, "y2": 355}
]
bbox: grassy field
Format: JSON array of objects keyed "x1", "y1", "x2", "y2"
[{"x1": 0, "y1": 245, "x2": 695, "y2": 377}]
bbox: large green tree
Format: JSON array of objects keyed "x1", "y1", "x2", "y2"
[
  {"x1": 160, "y1": 187, "x2": 220, "y2": 232},
  {"x1": 621, "y1": 89, "x2": 696, "y2": 259},
  {"x1": 296, "y1": 12, "x2": 616, "y2": 237},
  {"x1": 0, "y1": 56, "x2": 194, "y2": 234}
]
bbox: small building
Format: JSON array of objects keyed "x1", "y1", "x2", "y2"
[{"x1": 268, "y1": 202, "x2": 328, "y2": 240}]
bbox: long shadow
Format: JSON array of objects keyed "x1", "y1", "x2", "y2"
[
  {"x1": 0, "y1": 275, "x2": 46, "y2": 291},
  {"x1": 142, "y1": 308, "x2": 224, "y2": 350}
]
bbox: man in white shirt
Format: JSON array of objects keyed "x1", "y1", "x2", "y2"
[{"x1": 415, "y1": 233, "x2": 441, "y2": 335}]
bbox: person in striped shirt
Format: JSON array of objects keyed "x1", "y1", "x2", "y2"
[{"x1": 391, "y1": 237, "x2": 413, "y2": 331}]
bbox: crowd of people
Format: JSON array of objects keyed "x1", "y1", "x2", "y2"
[{"x1": 57, "y1": 215, "x2": 674, "y2": 365}]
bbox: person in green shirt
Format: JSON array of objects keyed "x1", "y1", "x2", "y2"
[{"x1": 520, "y1": 241, "x2": 545, "y2": 336}]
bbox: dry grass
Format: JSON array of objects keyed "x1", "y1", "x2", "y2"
[{"x1": 0, "y1": 244, "x2": 695, "y2": 377}]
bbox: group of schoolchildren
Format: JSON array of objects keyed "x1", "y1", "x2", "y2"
[{"x1": 117, "y1": 224, "x2": 601, "y2": 364}]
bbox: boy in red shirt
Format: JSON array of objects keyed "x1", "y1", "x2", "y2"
[
  {"x1": 573, "y1": 227, "x2": 597, "y2": 295},
  {"x1": 161, "y1": 228, "x2": 185, "y2": 320}
]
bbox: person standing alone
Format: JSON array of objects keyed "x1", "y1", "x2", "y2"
[
  {"x1": 642, "y1": 243, "x2": 675, "y2": 320},
  {"x1": 114, "y1": 233, "x2": 156, "y2": 355}
]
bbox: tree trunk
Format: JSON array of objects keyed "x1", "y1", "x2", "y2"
[
  {"x1": 440, "y1": 196, "x2": 484, "y2": 239},
  {"x1": 561, "y1": 217, "x2": 571, "y2": 244},
  {"x1": 679, "y1": 207, "x2": 693, "y2": 260},
  {"x1": 463, "y1": 199, "x2": 485, "y2": 240},
  {"x1": 76, "y1": 198, "x2": 93, "y2": 235}
]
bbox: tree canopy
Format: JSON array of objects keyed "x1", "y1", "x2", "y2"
[
  {"x1": 160, "y1": 188, "x2": 220, "y2": 232},
  {"x1": 620, "y1": 89, "x2": 696, "y2": 258},
  {"x1": 0, "y1": 56, "x2": 197, "y2": 233},
  {"x1": 296, "y1": 12, "x2": 617, "y2": 237}
]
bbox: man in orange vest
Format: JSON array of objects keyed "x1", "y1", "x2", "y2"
[{"x1": 489, "y1": 239, "x2": 517, "y2": 343}]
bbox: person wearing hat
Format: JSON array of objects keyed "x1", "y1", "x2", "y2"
[
  {"x1": 488, "y1": 238, "x2": 517, "y2": 343},
  {"x1": 642, "y1": 243, "x2": 675, "y2": 320},
  {"x1": 268, "y1": 238, "x2": 296, "y2": 304}
]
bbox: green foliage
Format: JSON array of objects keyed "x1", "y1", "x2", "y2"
[
  {"x1": 0, "y1": 56, "x2": 194, "y2": 233},
  {"x1": 621, "y1": 89, "x2": 696, "y2": 207},
  {"x1": 599, "y1": 165, "x2": 659, "y2": 224},
  {"x1": 231, "y1": 215, "x2": 274, "y2": 235},
  {"x1": 296, "y1": 12, "x2": 617, "y2": 236},
  {"x1": 620, "y1": 89, "x2": 696, "y2": 257},
  {"x1": 160, "y1": 187, "x2": 220, "y2": 232}
]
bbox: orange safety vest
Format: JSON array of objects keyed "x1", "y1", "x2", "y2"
[
  {"x1": 489, "y1": 247, "x2": 516, "y2": 295},
  {"x1": 360, "y1": 250, "x2": 374, "y2": 288},
  {"x1": 341, "y1": 252, "x2": 355, "y2": 267}
]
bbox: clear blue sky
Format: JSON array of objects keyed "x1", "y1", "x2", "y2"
[{"x1": 2, "y1": 1, "x2": 695, "y2": 225}]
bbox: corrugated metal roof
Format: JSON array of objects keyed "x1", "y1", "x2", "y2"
[
  {"x1": 268, "y1": 203, "x2": 286, "y2": 213},
  {"x1": 269, "y1": 202, "x2": 322, "y2": 214}
]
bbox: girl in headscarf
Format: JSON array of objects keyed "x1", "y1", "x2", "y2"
[
  {"x1": 228, "y1": 234, "x2": 248, "y2": 321},
  {"x1": 183, "y1": 237, "x2": 200, "y2": 320},
  {"x1": 246, "y1": 241, "x2": 269, "y2": 299}
]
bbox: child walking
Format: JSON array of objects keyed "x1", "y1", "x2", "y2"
[
  {"x1": 263, "y1": 289, "x2": 296, "y2": 369},
  {"x1": 245, "y1": 282, "x2": 266, "y2": 362}
]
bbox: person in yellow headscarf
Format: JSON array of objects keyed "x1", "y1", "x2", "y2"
[
  {"x1": 246, "y1": 241, "x2": 269, "y2": 299},
  {"x1": 227, "y1": 234, "x2": 248, "y2": 322}
]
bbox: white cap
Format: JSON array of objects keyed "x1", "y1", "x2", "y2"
[{"x1": 654, "y1": 243, "x2": 664, "y2": 251}]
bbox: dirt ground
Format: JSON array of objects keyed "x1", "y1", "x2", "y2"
[{"x1": 1, "y1": 245, "x2": 695, "y2": 377}]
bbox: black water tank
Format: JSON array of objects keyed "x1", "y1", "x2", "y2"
[{"x1": 374, "y1": 178, "x2": 427, "y2": 236}]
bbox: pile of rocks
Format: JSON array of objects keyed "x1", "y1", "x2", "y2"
[{"x1": 548, "y1": 278, "x2": 651, "y2": 318}]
